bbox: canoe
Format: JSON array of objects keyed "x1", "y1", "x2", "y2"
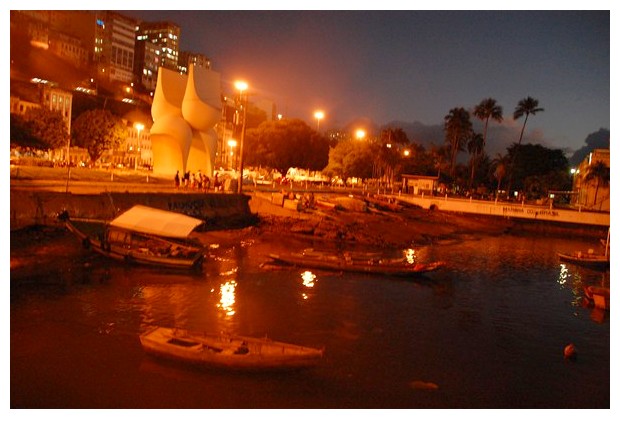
[
  {"x1": 139, "y1": 326, "x2": 324, "y2": 371},
  {"x1": 58, "y1": 205, "x2": 205, "y2": 270},
  {"x1": 267, "y1": 251, "x2": 445, "y2": 277}
]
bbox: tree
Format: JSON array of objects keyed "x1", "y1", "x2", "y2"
[
  {"x1": 473, "y1": 98, "x2": 503, "y2": 153},
  {"x1": 10, "y1": 108, "x2": 69, "y2": 150},
  {"x1": 71, "y1": 109, "x2": 127, "y2": 163},
  {"x1": 244, "y1": 118, "x2": 329, "y2": 174},
  {"x1": 509, "y1": 97, "x2": 544, "y2": 192},
  {"x1": 514, "y1": 96, "x2": 544, "y2": 147},
  {"x1": 490, "y1": 153, "x2": 509, "y2": 195},
  {"x1": 585, "y1": 160, "x2": 610, "y2": 208},
  {"x1": 376, "y1": 127, "x2": 409, "y2": 185},
  {"x1": 323, "y1": 138, "x2": 376, "y2": 181},
  {"x1": 466, "y1": 132, "x2": 484, "y2": 188},
  {"x1": 444, "y1": 107, "x2": 473, "y2": 178},
  {"x1": 506, "y1": 143, "x2": 568, "y2": 193}
]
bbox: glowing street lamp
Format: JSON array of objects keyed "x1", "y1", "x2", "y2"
[
  {"x1": 234, "y1": 80, "x2": 248, "y2": 193},
  {"x1": 355, "y1": 129, "x2": 366, "y2": 140},
  {"x1": 314, "y1": 110, "x2": 324, "y2": 131}
]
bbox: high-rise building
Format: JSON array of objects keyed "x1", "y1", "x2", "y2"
[
  {"x1": 178, "y1": 51, "x2": 211, "y2": 75},
  {"x1": 93, "y1": 11, "x2": 138, "y2": 84},
  {"x1": 135, "y1": 21, "x2": 181, "y2": 72}
]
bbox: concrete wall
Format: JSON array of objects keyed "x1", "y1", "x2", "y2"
[
  {"x1": 396, "y1": 194, "x2": 610, "y2": 227},
  {"x1": 10, "y1": 191, "x2": 254, "y2": 231}
]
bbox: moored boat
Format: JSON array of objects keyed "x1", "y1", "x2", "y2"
[
  {"x1": 58, "y1": 205, "x2": 205, "y2": 270},
  {"x1": 558, "y1": 227, "x2": 610, "y2": 270},
  {"x1": 139, "y1": 326, "x2": 324, "y2": 371},
  {"x1": 557, "y1": 251, "x2": 610, "y2": 269},
  {"x1": 583, "y1": 286, "x2": 610, "y2": 310},
  {"x1": 267, "y1": 250, "x2": 445, "y2": 277}
]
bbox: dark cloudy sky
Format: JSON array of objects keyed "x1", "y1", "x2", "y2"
[{"x1": 123, "y1": 9, "x2": 609, "y2": 156}]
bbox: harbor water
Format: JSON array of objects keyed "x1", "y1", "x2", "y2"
[{"x1": 10, "y1": 229, "x2": 610, "y2": 409}]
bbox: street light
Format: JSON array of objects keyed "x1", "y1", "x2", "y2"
[
  {"x1": 134, "y1": 122, "x2": 144, "y2": 171},
  {"x1": 234, "y1": 80, "x2": 248, "y2": 193},
  {"x1": 355, "y1": 129, "x2": 366, "y2": 140},
  {"x1": 314, "y1": 110, "x2": 324, "y2": 132}
]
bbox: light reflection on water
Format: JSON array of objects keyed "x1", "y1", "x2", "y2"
[{"x1": 10, "y1": 232, "x2": 610, "y2": 408}]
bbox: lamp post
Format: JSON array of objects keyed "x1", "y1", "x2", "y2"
[
  {"x1": 134, "y1": 123, "x2": 144, "y2": 171},
  {"x1": 234, "y1": 80, "x2": 248, "y2": 193},
  {"x1": 314, "y1": 110, "x2": 324, "y2": 132}
]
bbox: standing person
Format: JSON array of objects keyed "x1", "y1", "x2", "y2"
[
  {"x1": 174, "y1": 171, "x2": 180, "y2": 189},
  {"x1": 214, "y1": 172, "x2": 220, "y2": 191}
]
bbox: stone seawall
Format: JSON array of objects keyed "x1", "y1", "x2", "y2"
[{"x1": 10, "y1": 190, "x2": 255, "y2": 231}]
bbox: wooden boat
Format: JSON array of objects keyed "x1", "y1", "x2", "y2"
[
  {"x1": 583, "y1": 286, "x2": 610, "y2": 310},
  {"x1": 139, "y1": 326, "x2": 324, "y2": 371},
  {"x1": 58, "y1": 205, "x2": 205, "y2": 270},
  {"x1": 558, "y1": 227, "x2": 610, "y2": 269},
  {"x1": 557, "y1": 251, "x2": 609, "y2": 269},
  {"x1": 267, "y1": 250, "x2": 445, "y2": 277}
]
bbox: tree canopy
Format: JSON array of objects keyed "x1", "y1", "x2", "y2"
[
  {"x1": 71, "y1": 109, "x2": 127, "y2": 163},
  {"x1": 244, "y1": 118, "x2": 330, "y2": 174},
  {"x1": 10, "y1": 108, "x2": 69, "y2": 150}
]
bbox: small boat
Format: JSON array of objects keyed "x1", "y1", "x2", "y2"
[
  {"x1": 583, "y1": 286, "x2": 610, "y2": 310},
  {"x1": 558, "y1": 227, "x2": 610, "y2": 269},
  {"x1": 267, "y1": 250, "x2": 445, "y2": 277},
  {"x1": 139, "y1": 326, "x2": 324, "y2": 371},
  {"x1": 557, "y1": 251, "x2": 610, "y2": 269},
  {"x1": 58, "y1": 205, "x2": 205, "y2": 270}
]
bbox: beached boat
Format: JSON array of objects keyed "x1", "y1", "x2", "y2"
[
  {"x1": 267, "y1": 250, "x2": 445, "y2": 276},
  {"x1": 58, "y1": 205, "x2": 205, "y2": 270},
  {"x1": 139, "y1": 326, "x2": 324, "y2": 371}
]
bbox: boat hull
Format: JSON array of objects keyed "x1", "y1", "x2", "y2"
[
  {"x1": 61, "y1": 216, "x2": 204, "y2": 270},
  {"x1": 558, "y1": 252, "x2": 610, "y2": 269},
  {"x1": 267, "y1": 253, "x2": 445, "y2": 276},
  {"x1": 139, "y1": 327, "x2": 324, "y2": 371}
]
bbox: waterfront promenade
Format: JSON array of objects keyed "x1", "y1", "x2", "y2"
[{"x1": 396, "y1": 193, "x2": 610, "y2": 227}]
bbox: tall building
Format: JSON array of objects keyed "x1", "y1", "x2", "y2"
[
  {"x1": 134, "y1": 38, "x2": 159, "y2": 92},
  {"x1": 135, "y1": 21, "x2": 181, "y2": 72},
  {"x1": 178, "y1": 51, "x2": 211, "y2": 75},
  {"x1": 93, "y1": 11, "x2": 138, "y2": 85}
]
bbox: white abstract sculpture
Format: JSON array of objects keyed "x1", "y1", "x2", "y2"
[{"x1": 150, "y1": 64, "x2": 221, "y2": 178}]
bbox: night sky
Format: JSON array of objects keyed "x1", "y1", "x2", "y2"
[{"x1": 122, "y1": 8, "x2": 610, "y2": 156}]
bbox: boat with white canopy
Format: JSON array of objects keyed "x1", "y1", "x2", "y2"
[{"x1": 58, "y1": 205, "x2": 205, "y2": 269}]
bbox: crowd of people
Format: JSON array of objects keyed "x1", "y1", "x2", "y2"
[{"x1": 174, "y1": 170, "x2": 221, "y2": 192}]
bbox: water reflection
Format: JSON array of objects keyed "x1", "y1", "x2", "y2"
[
  {"x1": 217, "y1": 280, "x2": 237, "y2": 317},
  {"x1": 404, "y1": 248, "x2": 416, "y2": 264},
  {"x1": 300, "y1": 270, "x2": 316, "y2": 301}
]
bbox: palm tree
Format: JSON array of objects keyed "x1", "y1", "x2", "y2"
[
  {"x1": 491, "y1": 153, "x2": 510, "y2": 198},
  {"x1": 509, "y1": 97, "x2": 544, "y2": 194},
  {"x1": 473, "y1": 98, "x2": 503, "y2": 152},
  {"x1": 444, "y1": 107, "x2": 473, "y2": 178},
  {"x1": 585, "y1": 160, "x2": 610, "y2": 208},
  {"x1": 514, "y1": 97, "x2": 544, "y2": 147},
  {"x1": 467, "y1": 132, "x2": 484, "y2": 189}
]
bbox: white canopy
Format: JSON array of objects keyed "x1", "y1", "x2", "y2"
[{"x1": 109, "y1": 205, "x2": 203, "y2": 239}]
